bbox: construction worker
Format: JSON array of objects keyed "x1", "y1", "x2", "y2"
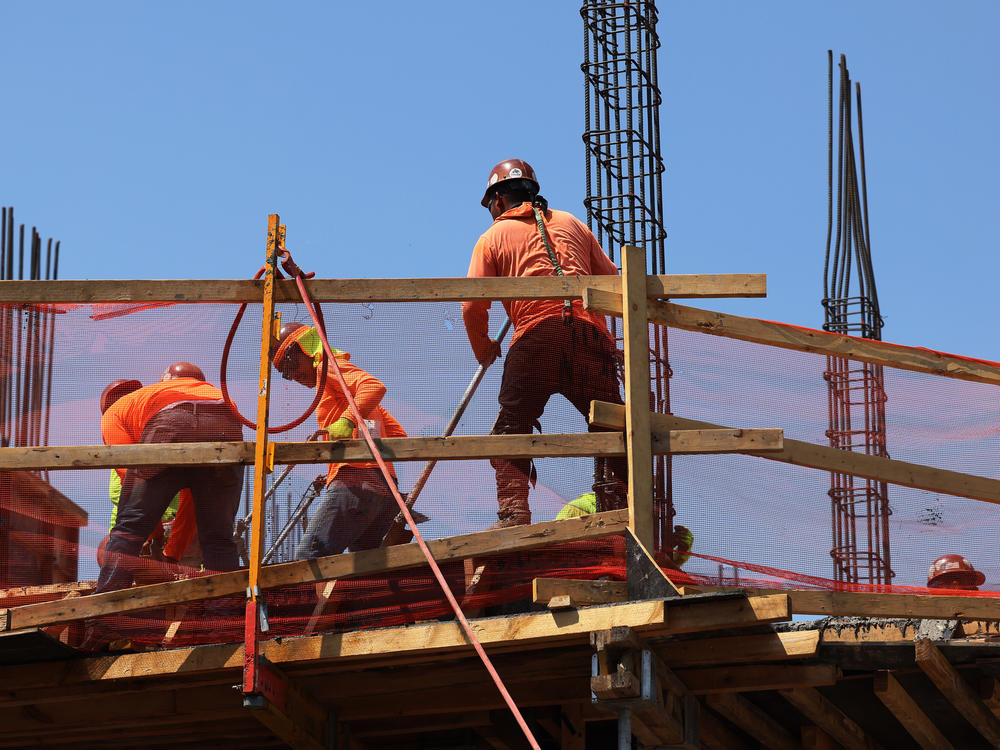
[
  {"x1": 95, "y1": 362, "x2": 243, "y2": 593},
  {"x1": 927, "y1": 554, "x2": 986, "y2": 591},
  {"x1": 463, "y1": 158, "x2": 627, "y2": 528},
  {"x1": 270, "y1": 322, "x2": 407, "y2": 557},
  {"x1": 555, "y1": 492, "x2": 694, "y2": 566},
  {"x1": 96, "y1": 377, "x2": 197, "y2": 575}
]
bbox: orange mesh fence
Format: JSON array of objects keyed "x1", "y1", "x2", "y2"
[{"x1": 0, "y1": 299, "x2": 997, "y2": 652}]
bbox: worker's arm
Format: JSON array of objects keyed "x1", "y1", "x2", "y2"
[
  {"x1": 162, "y1": 489, "x2": 196, "y2": 562},
  {"x1": 463, "y1": 235, "x2": 501, "y2": 366},
  {"x1": 342, "y1": 362, "x2": 387, "y2": 422},
  {"x1": 588, "y1": 232, "x2": 621, "y2": 276}
]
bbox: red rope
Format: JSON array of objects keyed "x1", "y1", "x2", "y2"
[{"x1": 289, "y1": 266, "x2": 542, "y2": 750}]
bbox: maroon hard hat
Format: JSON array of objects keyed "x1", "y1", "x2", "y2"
[
  {"x1": 927, "y1": 553, "x2": 986, "y2": 589},
  {"x1": 270, "y1": 322, "x2": 310, "y2": 366},
  {"x1": 481, "y1": 158, "x2": 540, "y2": 207},
  {"x1": 161, "y1": 362, "x2": 205, "y2": 382},
  {"x1": 100, "y1": 379, "x2": 142, "y2": 414}
]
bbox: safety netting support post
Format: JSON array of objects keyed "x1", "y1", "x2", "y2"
[
  {"x1": 243, "y1": 213, "x2": 281, "y2": 701},
  {"x1": 621, "y1": 245, "x2": 654, "y2": 551}
]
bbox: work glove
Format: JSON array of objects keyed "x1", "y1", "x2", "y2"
[
  {"x1": 326, "y1": 416, "x2": 355, "y2": 439},
  {"x1": 476, "y1": 338, "x2": 502, "y2": 368}
]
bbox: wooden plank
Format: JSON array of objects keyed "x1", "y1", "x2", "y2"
[
  {"x1": 0, "y1": 594, "x2": 789, "y2": 697},
  {"x1": 685, "y1": 585, "x2": 1000, "y2": 621},
  {"x1": 680, "y1": 664, "x2": 838, "y2": 695},
  {"x1": 560, "y1": 703, "x2": 585, "y2": 750},
  {"x1": 701, "y1": 706, "x2": 753, "y2": 750},
  {"x1": 914, "y1": 637, "x2": 1000, "y2": 746},
  {"x1": 659, "y1": 630, "x2": 820, "y2": 667},
  {"x1": 705, "y1": 692, "x2": 799, "y2": 750},
  {"x1": 621, "y1": 245, "x2": 654, "y2": 549},
  {"x1": 873, "y1": 670, "x2": 955, "y2": 750},
  {"x1": 0, "y1": 582, "x2": 94, "y2": 607},
  {"x1": 0, "y1": 273, "x2": 766, "y2": 304},
  {"x1": 780, "y1": 687, "x2": 882, "y2": 750},
  {"x1": 532, "y1": 578, "x2": 627, "y2": 607},
  {"x1": 590, "y1": 400, "x2": 1000, "y2": 505},
  {"x1": 0, "y1": 428, "x2": 782, "y2": 471},
  {"x1": 800, "y1": 726, "x2": 840, "y2": 750},
  {"x1": 247, "y1": 664, "x2": 329, "y2": 750},
  {"x1": 5, "y1": 510, "x2": 628, "y2": 630},
  {"x1": 584, "y1": 288, "x2": 1000, "y2": 387}
]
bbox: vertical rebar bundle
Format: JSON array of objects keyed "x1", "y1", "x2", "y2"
[
  {"x1": 822, "y1": 53, "x2": 892, "y2": 585},
  {"x1": 0, "y1": 207, "x2": 60, "y2": 466},
  {"x1": 581, "y1": 1, "x2": 672, "y2": 549}
]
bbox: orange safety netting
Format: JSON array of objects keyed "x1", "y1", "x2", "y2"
[{"x1": 0, "y1": 299, "x2": 997, "y2": 652}]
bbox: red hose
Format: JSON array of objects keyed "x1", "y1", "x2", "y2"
[{"x1": 219, "y1": 265, "x2": 328, "y2": 433}]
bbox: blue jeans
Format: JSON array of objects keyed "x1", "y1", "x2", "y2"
[
  {"x1": 96, "y1": 403, "x2": 243, "y2": 593},
  {"x1": 294, "y1": 467, "x2": 398, "y2": 559}
]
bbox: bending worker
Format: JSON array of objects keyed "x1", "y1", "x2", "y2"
[
  {"x1": 95, "y1": 362, "x2": 243, "y2": 593},
  {"x1": 270, "y1": 322, "x2": 407, "y2": 557},
  {"x1": 97, "y1": 375, "x2": 197, "y2": 572},
  {"x1": 463, "y1": 158, "x2": 627, "y2": 528}
]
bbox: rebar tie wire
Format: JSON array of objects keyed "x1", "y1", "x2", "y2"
[{"x1": 280, "y1": 246, "x2": 542, "y2": 750}]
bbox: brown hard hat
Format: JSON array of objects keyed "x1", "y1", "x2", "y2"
[
  {"x1": 271, "y1": 322, "x2": 310, "y2": 367},
  {"x1": 481, "y1": 158, "x2": 540, "y2": 207},
  {"x1": 100, "y1": 378, "x2": 143, "y2": 414},
  {"x1": 927, "y1": 553, "x2": 986, "y2": 588},
  {"x1": 161, "y1": 362, "x2": 205, "y2": 382}
]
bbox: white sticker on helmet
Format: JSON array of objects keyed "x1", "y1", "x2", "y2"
[
  {"x1": 509, "y1": 168, "x2": 522, "y2": 178},
  {"x1": 489, "y1": 174, "x2": 499, "y2": 186}
]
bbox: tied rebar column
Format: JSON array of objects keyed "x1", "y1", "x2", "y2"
[
  {"x1": 822, "y1": 53, "x2": 893, "y2": 585},
  {"x1": 581, "y1": 1, "x2": 671, "y2": 550},
  {"x1": 0, "y1": 207, "x2": 60, "y2": 466}
]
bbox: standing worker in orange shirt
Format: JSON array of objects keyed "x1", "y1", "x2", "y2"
[
  {"x1": 463, "y1": 159, "x2": 628, "y2": 528},
  {"x1": 96, "y1": 362, "x2": 243, "y2": 593},
  {"x1": 270, "y1": 323, "x2": 407, "y2": 557}
]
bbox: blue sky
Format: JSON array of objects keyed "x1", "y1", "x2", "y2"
[{"x1": 4, "y1": 2, "x2": 1000, "y2": 584}]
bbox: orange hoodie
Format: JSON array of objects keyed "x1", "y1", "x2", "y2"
[
  {"x1": 315, "y1": 353, "x2": 407, "y2": 485},
  {"x1": 101, "y1": 378, "x2": 227, "y2": 446},
  {"x1": 463, "y1": 202, "x2": 619, "y2": 362}
]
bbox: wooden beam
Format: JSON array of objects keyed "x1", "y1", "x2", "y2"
[
  {"x1": 0, "y1": 273, "x2": 766, "y2": 304},
  {"x1": 684, "y1": 585, "x2": 1000, "y2": 621},
  {"x1": 800, "y1": 726, "x2": 839, "y2": 750},
  {"x1": 531, "y1": 578, "x2": 627, "y2": 608},
  {"x1": 590, "y1": 400, "x2": 1000, "y2": 505},
  {"x1": 914, "y1": 637, "x2": 1000, "y2": 746},
  {"x1": 584, "y1": 288, "x2": 1000, "y2": 387},
  {"x1": 246, "y1": 663, "x2": 329, "y2": 750},
  {"x1": 701, "y1": 706, "x2": 753, "y2": 750},
  {"x1": 659, "y1": 630, "x2": 820, "y2": 667},
  {"x1": 705, "y1": 692, "x2": 799, "y2": 750},
  {"x1": 0, "y1": 594, "x2": 790, "y2": 697},
  {"x1": 680, "y1": 664, "x2": 838, "y2": 695},
  {"x1": 873, "y1": 670, "x2": 954, "y2": 750},
  {"x1": 780, "y1": 687, "x2": 882, "y2": 750},
  {"x1": 5, "y1": 510, "x2": 628, "y2": 630},
  {"x1": 621, "y1": 245, "x2": 654, "y2": 549},
  {"x1": 0, "y1": 429, "x2": 782, "y2": 472}
]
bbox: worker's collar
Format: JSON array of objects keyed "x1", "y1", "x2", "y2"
[{"x1": 493, "y1": 202, "x2": 546, "y2": 223}]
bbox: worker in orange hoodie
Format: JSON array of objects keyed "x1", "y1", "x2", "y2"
[
  {"x1": 271, "y1": 322, "x2": 407, "y2": 557},
  {"x1": 97, "y1": 375, "x2": 197, "y2": 574},
  {"x1": 96, "y1": 362, "x2": 243, "y2": 593},
  {"x1": 463, "y1": 159, "x2": 627, "y2": 527}
]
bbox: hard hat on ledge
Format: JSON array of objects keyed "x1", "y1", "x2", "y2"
[{"x1": 927, "y1": 553, "x2": 985, "y2": 590}]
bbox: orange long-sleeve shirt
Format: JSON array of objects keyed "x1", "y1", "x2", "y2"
[
  {"x1": 317, "y1": 353, "x2": 406, "y2": 485},
  {"x1": 463, "y1": 202, "x2": 620, "y2": 363},
  {"x1": 101, "y1": 378, "x2": 226, "y2": 446}
]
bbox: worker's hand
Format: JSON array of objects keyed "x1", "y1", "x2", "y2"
[
  {"x1": 476, "y1": 338, "x2": 502, "y2": 368},
  {"x1": 326, "y1": 416, "x2": 356, "y2": 440}
]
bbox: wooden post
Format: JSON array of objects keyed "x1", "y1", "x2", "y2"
[
  {"x1": 620, "y1": 245, "x2": 653, "y2": 550},
  {"x1": 248, "y1": 215, "x2": 280, "y2": 597}
]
